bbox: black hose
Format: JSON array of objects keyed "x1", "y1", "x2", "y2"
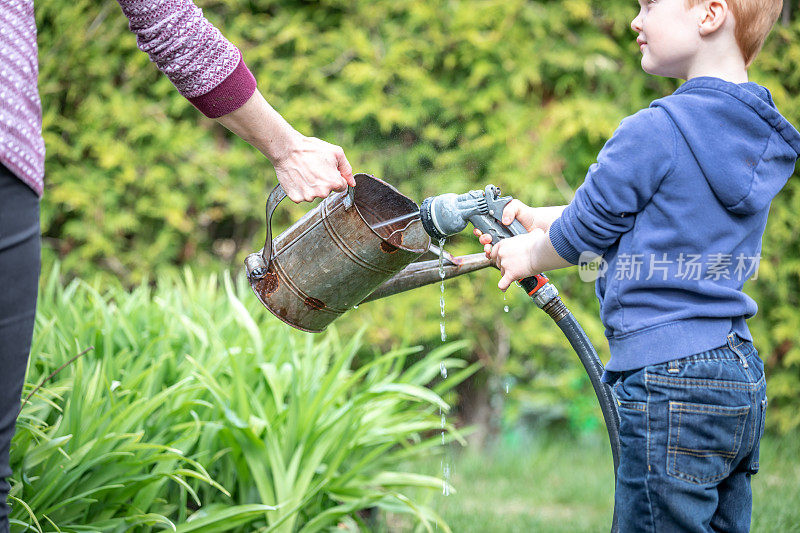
[{"x1": 554, "y1": 308, "x2": 620, "y2": 533}]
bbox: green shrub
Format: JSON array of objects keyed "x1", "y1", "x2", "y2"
[
  {"x1": 13, "y1": 266, "x2": 475, "y2": 531},
  {"x1": 36, "y1": 0, "x2": 800, "y2": 434}
]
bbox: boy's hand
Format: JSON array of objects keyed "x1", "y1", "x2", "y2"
[
  {"x1": 472, "y1": 199, "x2": 542, "y2": 290},
  {"x1": 472, "y1": 199, "x2": 573, "y2": 290},
  {"x1": 479, "y1": 230, "x2": 546, "y2": 291}
]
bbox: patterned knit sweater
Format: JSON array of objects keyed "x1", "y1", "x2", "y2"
[{"x1": 0, "y1": 0, "x2": 256, "y2": 196}]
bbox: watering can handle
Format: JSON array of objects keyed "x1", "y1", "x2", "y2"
[
  {"x1": 261, "y1": 184, "x2": 288, "y2": 264},
  {"x1": 260, "y1": 184, "x2": 356, "y2": 264}
]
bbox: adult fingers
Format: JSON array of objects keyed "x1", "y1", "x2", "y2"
[
  {"x1": 335, "y1": 147, "x2": 356, "y2": 187},
  {"x1": 276, "y1": 169, "x2": 307, "y2": 203},
  {"x1": 489, "y1": 241, "x2": 501, "y2": 262},
  {"x1": 329, "y1": 175, "x2": 349, "y2": 193}
]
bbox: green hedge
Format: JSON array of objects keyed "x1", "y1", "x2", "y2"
[{"x1": 37, "y1": 0, "x2": 800, "y2": 433}]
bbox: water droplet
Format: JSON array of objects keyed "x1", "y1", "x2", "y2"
[
  {"x1": 506, "y1": 382, "x2": 510, "y2": 394},
  {"x1": 440, "y1": 361, "x2": 448, "y2": 379},
  {"x1": 504, "y1": 305, "x2": 509, "y2": 313},
  {"x1": 353, "y1": 304, "x2": 358, "y2": 309}
]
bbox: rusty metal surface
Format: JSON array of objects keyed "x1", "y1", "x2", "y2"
[
  {"x1": 359, "y1": 253, "x2": 491, "y2": 303},
  {"x1": 246, "y1": 173, "x2": 430, "y2": 332}
]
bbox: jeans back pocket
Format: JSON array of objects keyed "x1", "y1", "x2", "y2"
[{"x1": 667, "y1": 401, "x2": 750, "y2": 484}]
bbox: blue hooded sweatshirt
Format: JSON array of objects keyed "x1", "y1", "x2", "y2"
[{"x1": 548, "y1": 76, "x2": 800, "y2": 372}]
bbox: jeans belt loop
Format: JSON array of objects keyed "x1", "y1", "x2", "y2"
[
  {"x1": 667, "y1": 359, "x2": 680, "y2": 374},
  {"x1": 727, "y1": 332, "x2": 749, "y2": 368}
]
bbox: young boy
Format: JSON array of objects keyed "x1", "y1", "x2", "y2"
[{"x1": 478, "y1": 0, "x2": 800, "y2": 530}]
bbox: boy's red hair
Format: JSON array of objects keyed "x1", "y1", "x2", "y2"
[{"x1": 687, "y1": 0, "x2": 783, "y2": 66}]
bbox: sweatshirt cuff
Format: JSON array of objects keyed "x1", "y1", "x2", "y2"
[
  {"x1": 548, "y1": 217, "x2": 581, "y2": 265},
  {"x1": 188, "y1": 55, "x2": 257, "y2": 118}
]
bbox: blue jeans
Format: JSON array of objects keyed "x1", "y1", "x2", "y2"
[{"x1": 609, "y1": 332, "x2": 766, "y2": 532}]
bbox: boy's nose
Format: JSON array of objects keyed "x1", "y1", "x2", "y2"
[{"x1": 631, "y1": 12, "x2": 643, "y2": 33}]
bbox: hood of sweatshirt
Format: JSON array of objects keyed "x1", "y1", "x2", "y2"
[{"x1": 653, "y1": 77, "x2": 800, "y2": 215}]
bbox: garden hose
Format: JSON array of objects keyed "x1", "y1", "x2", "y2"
[{"x1": 519, "y1": 276, "x2": 620, "y2": 533}]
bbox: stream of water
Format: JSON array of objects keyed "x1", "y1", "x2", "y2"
[
  {"x1": 437, "y1": 237, "x2": 451, "y2": 497},
  {"x1": 438, "y1": 238, "x2": 446, "y2": 342},
  {"x1": 368, "y1": 212, "x2": 421, "y2": 242}
]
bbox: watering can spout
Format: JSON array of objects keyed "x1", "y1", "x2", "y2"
[{"x1": 360, "y1": 245, "x2": 492, "y2": 303}]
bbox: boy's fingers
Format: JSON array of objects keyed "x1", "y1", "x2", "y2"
[
  {"x1": 498, "y1": 273, "x2": 512, "y2": 291},
  {"x1": 473, "y1": 228, "x2": 482, "y2": 237},
  {"x1": 478, "y1": 234, "x2": 493, "y2": 245},
  {"x1": 502, "y1": 200, "x2": 522, "y2": 225},
  {"x1": 489, "y1": 242, "x2": 501, "y2": 262}
]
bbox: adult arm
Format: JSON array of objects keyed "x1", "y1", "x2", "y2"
[{"x1": 115, "y1": 0, "x2": 354, "y2": 202}]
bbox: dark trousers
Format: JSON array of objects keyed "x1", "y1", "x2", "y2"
[{"x1": 0, "y1": 165, "x2": 40, "y2": 532}]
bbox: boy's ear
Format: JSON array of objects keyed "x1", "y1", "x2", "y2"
[{"x1": 698, "y1": 0, "x2": 729, "y2": 36}]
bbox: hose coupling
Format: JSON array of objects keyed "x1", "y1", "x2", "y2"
[
  {"x1": 530, "y1": 282, "x2": 559, "y2": 309},
  {"x1": 542, "y1": 295, "x2": 570, "y2": 322}
]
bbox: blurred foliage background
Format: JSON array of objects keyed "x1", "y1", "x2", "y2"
[{"x1": 35, "y1": 0, "x2": 800, "y2": 438}]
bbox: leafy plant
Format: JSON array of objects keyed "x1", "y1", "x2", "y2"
[{"x1": 12, "y1": 266, "x2": 476, "y2": 531}]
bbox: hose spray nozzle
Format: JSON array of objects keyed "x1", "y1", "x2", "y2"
[
  {"x1": 419, "y1": 184, "x2": 553, "y2": 303},
  {"x1": 420, "y1": 185, "x2": 528, "y2": 243}
]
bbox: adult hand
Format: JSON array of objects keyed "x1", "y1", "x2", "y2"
[{"x1": 272, "y1": 134, "x2": 355, "y2": 203}]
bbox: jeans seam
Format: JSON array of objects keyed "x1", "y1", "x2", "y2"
[
  {"x1": 747, "y1": 398, "x2": 757, "y2": 455},
  {"x1": 670, "y1": 403, "x2": 750, "y2": 415},
  {"x1": 646, "y1": 375, "x2": 763, "y2": 391},
  {"x1": 618, "y1": 400, "x2": 646, "y2": 411},
  {"x1": 751, "y1": 397, "x2": 766, "y2": 471},
  {"x1": 644, "y1": 369, "x2": 656, "y2": 532}
]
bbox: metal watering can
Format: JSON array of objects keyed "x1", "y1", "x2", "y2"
[{"x1": 244, "y1": 173, "x2": 490, "y2": 332}]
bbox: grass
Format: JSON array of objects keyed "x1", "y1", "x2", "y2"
[{"x1": 382, "y1": 430, "x2": 800, "y2": 532}]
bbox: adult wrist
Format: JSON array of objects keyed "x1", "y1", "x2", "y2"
[{"x1": 266, "y1": 129, "x2": 303, "y2": 167}]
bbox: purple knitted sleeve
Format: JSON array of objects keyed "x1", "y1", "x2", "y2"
[{"x1": 116, "y1": 0, "x2": 256, "y2": 118}]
